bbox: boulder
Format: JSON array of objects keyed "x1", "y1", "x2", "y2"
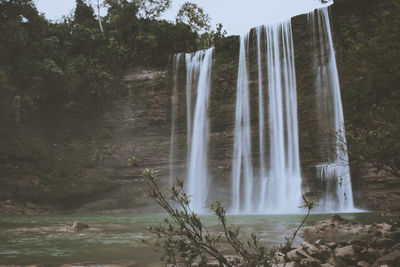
[
  {"x1": 356, "y1": 260, "x2": 371, "y2": 267},
  {"x1": 388, "y1": 231, "x2": 400, "y2": 242},
  {"x1": 359, "y1": 248, "x2": 379, "y2": 263},
  {"x1": 369, "y1": 223, "x2": 392, "y2": 237},
  {"x1": 375, "y1": 238, "x2": 396, "y2": 249},
  {"x1": 299, "y1": 256, "x2": 321, "y2": 267},
  {"x1": 326, "y1": 242, "x2": 337, "y2": 250},
  {"x1": 378, "y1": 223, "x2": 392, "y2": 232},
  {"x1": 301, "y1": 241, "x2": 320, "y2": 258},
  {"x1": 273, "y1": 251, "x2": 286, "y2": 264},
  {"x1": 334, "y1": 245, "x2": 357, "y2": 265},
  {"x1": 287, "y1": 248, "x2": 310, "y2": 262},
  {"x1": 318, "y1": 245, "x2": 332, "y2": 261},
  {"x1": 376, "y1": 249, "x2": 400, "y2": 265}
]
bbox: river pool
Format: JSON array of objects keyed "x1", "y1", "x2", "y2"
[{"x1": 0, "y1": 212, "x2": 384, "y2": 266}]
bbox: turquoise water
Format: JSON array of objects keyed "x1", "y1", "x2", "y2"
[{"x1": 0, "y1": 212, "x2": 384, "y2": 266}]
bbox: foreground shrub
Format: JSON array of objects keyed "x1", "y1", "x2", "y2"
[{"x1": 142, "y1": 168, "x2": 315, "y2": 266}]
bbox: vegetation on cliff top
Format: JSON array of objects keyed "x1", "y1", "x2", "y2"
[{"x1": 0, "y1": 0, "x2": 220, "y2": 124}]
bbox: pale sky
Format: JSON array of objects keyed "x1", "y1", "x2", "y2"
[{"x1": 34, "y1": 0, "x2": 332, "y2": 35}]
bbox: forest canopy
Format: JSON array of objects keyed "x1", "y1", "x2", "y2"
[{"x1": 0, "y1": 0, "x2": 218, "y2": 122}]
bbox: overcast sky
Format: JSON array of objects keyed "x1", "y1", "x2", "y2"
[{"x1": 34, "y1": 0, "x2": 332, "y2": 35}]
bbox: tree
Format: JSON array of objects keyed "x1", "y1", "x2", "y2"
[
  {"x1": 96, "y1": 0, "x2": 104, "y2": 32},
  {"x1": 176, "y1": 2, "x2": 211, "y2": 33},
  {"x1": 213, "y1": 23, "x2": 227, "y2": 41},
  {"x1": 0, "y1": 0, "x2": 49, "y2": 121},
  {"x1": 74, "y1": 0, "x2": 97, "y2": 27},
  {"x1": 135, "y1": 0, "x2": 171, "y2": 19}
]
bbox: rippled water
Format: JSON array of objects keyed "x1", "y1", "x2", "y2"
[{"x1": 0, "y1": 212, "x2": 384, "y2": 266}]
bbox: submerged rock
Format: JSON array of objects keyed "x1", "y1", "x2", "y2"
[
  {"x1": 59, "y1": 221, "x2": 89, "y2": 232},
  {"x1": 72, "y1": 221, "x2": 89, "y2": 231}
]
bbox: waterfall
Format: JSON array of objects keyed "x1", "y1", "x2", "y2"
[
  {"x1": 185, "y1": 52, "x2": 203, "y2": 151},
  {"x1": 232, "y1": 35, "x2": 254, "y2": 214},
  {"x1": 186, "y1": 48, "x2": 214, "y2": 213},
  {"x1": 168, "y1": 53, "x2": 181, "y2": 186},
  {"x1": 262, "y1": 21, "x2": 302, "y2": 213},
  {"x1": 232, "y1": 22, "x2": 302, "y2": 214},
  {"x1": 257, "y1": 26, "x2": 268, "y2": 212},
  {"x1": 168, "y1": 5, "x2": 356, "y2": 215},
  {"x1": 309, "y1": 7, "x2": 355, "y2": 211}
]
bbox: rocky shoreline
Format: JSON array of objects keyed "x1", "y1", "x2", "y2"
[
  {"x1": 273, "y1": 215, "x2": 400, "y2": 267},
  {"x1": 201, "y1": 215, "x2": 400, "y2": 267}
]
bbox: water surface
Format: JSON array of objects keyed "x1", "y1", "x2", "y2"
[{"x1": 0, "y1": 212, "x2": 384, "y2": 266}]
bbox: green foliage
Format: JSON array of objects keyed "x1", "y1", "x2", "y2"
[
  {"x1": 214, "y1": 23, "x2": 228, "y2": 42},
  {"x1": 142, "y1": 168, "x2": 313, "y2": 266},
  {"x1": 176, "y1": 2, "x2": 211, "y2": 33},
  {"x1": 135, "y1": 0, "x2": 171, "y2": 19},
  {"x1": 346, "y1": 110, "x2": 400, "y2": 178},
  {"x1": 335, "y1": 1, "x2": 400, "y2": 178},
  {"x1": 74, "y1": 0, "x2": 97, "y2": 27},
  {"x1": 0, "y1": 0, "x2": 201, "y2": 123}
]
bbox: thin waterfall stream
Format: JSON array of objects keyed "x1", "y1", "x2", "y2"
[
  {"x1": 186, "y1": 48, "x2": 214, "y2": 213},
  {"x1": 256, "y1": 26, "x2": 268, "y2": 213},
  {"x1": 231, "y1": 35, "x2": 254, "y2": 214},
  {"x1": 309, "y1": 7, "x2": 355, "y2": 212}
]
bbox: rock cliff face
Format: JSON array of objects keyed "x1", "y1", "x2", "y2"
[{"x1": 0, "y1": 0, "x2": 398, "y2": 214}]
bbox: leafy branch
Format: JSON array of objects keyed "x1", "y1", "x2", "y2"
[{"x1": 142, "y1": 168, "x2": 314, "y2": 266}]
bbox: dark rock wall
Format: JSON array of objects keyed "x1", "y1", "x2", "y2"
[{"x1": 0, "y1": 0, "x2": 398, "y2": 214}]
